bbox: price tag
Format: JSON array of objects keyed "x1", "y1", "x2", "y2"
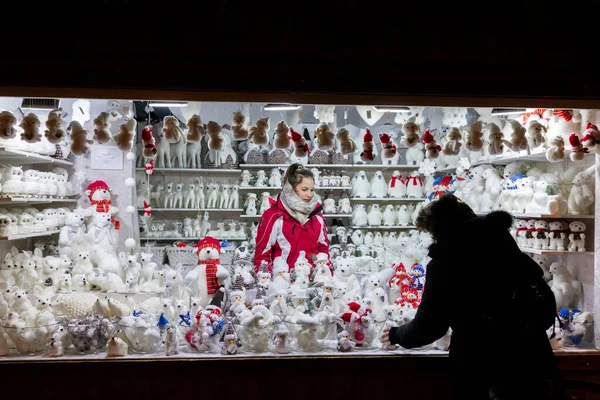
[{"x1": 366, "y1": 110, "x2": 372, "y2": 119}]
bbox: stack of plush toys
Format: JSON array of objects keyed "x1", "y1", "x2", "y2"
[{"x1": 0, "y1": 167, "x2": 77, "y2": 199}]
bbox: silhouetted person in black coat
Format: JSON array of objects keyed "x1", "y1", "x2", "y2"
[{"x1": 382, "y1": 195, "x2": 559, "y2": 399}]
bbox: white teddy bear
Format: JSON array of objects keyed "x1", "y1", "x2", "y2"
[
  {"x1": 547, "y1": 221, "x2": 566, "y2": 251},
  {"x1": 568, "y1": 221, "x2": 586, "y2": 252},
  {"x1": 533, "y1": 220, "x2": 549, "y2": 250}
]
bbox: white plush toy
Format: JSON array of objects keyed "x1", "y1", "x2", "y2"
[
  {"x1": 259, "y1": 192, "x2": 271, "y2": 215},
  {"x1": 367, "y1": 204, "x2": 383, "y2": 227},
  {"x1": 547, "y1": 221, "x2": 566, "y2": 251},
  {"x1": 58, "y1": 209, "x2": 86, "y2": 259},
  {"x1": 107, "y1": 336, "x2": 128, "y2": 357},
  {"x1": 405, "y1": 171, "x2": 424, "y2": 198},
  {"x1": 533, "y1": 220, "x2": 549, "y2": 250},
  {"x1": 86, "y1": 212, "x2": 117, "y2": 254},
  {"x1": 567, "y1": 165, "x2": 595, "y2": 215},
  {"x1": 388, "y1": 171, "x2": 407, "y2": 198},
  {"x1": 352, "y1": 204, "x2": 368, "y2": 227},
  {"x1": 396, "y1": 205, "x2": 411, "y2": 226},
  {"x1": 515, "y1": 220, "x2": 528, "y2": 247},
  {"x1": 370, "y1": 171, "x2": 387, "y2": 198},
  {"x1": 405, "y1": 142, "x2": 425, "y2": 166},
  {"x1": 323, "y1": 198, "x2": 337, "y2": 214},
  {"x1": 240, "y1": 170, "x2": 252, "y2": 187},
  {"x1": 185, "y1": 237, "x2": 230, "y2": 307},
  {"x1": 255, "y1": 170, "x2": 268, "y2": 187},
  {"x1": 568, "y1": 221, "x2": 586, "y2": 252},
  {"x1": 352, "y1": 170, "x2": 371, "y2": 198},
  {"x1": 84, "y1": 180, "x2": 119, "y2": 218},
  {"x1": 269, "y1": 168, "x2": 282, "y2": 187},
  {"x1": 338, "y1": 197, "x2": 352, "y2": 214},
  {"x1": 549, "y1": 262, "x2": 581, "y2": 309},
  {"x1": 513, "y1": 176, "x2": 535, "y2": 213},
  {"x1": 382, "y1": 205, "x2": 396, "y2": 226},
  {"x1": 480, "y1": 168, "x2": 503, "y2": 213},
  {"x1": 526, "y1": 180, "x2": 567, "y2": 215},
  {"x1": 245, "y1": 193, "x2": 258, "y2": 216}
]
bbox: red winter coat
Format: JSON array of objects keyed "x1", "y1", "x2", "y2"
[{"x1": 254, "y1": 196, "x2": 331, "y2": 274}]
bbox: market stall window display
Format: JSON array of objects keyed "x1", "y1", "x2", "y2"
[{"x1": 0, "y1": 98, "x2": 598, "y2": 360}]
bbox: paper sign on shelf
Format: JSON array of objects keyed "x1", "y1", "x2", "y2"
[{"x1": 90, "y1": 145, "x2": 124, "y2": 170}]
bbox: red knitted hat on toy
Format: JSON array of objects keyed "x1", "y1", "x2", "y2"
[
  {"x1": 586, "y1": 122, "x2": 598, "y2": 132},
  {"x1": 364, "y1": 129, "x2": 373, "y2": 143},
  {"x1": 290, "y1": 128, "x2": 302, "y2": 142},
  {"x1": 141, "y1": 126, "x2": 153, "y2": 141},
  {"x1": 195, "y1": 236, "x2": 221, "y2": 255},
  {"x1": 422, "y1": 129, "x2": 434, "y2": 144},
  {"x1": 569, "y1": 133, "x2": 581, "y2": 147},
  {"x1": 379, "y1": 132, "x2": 391, "y2": 143},
  {"x1": 86, "y1": 180, "x2": 110, "y2": 200}
]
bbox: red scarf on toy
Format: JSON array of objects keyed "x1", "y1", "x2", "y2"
[
  {"x1": 91, "y1": 199, "x2": 120, "y2": 230},
  {"x1": 406, "y1": 176, "x2": 422, "y2": 186},
  {"x1": 201, "y1": 258, "x2": 220, "y2": 295}
]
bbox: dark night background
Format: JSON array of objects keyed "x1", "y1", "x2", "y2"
[{"x1": 1, "y1": 0, "x2": 599, "y2": 100}]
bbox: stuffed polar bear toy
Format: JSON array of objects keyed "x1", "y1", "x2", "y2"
[{"x1": 185, "y1": 237, "x2": 230, "y2": 307}]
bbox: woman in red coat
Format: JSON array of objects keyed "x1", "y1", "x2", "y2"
[{"x1": 254, "y1": 163, "x2": 331, "y2": 274}]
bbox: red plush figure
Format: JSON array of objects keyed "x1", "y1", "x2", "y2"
[
  {"x1": 422, "y1": 129, "x2": 442, "y2": 159},
  {"x1": 360, "y1": 129, "x2": 374, "y2": 162},
  {"x1": 143, "y1": 200, "x2": 152, "y2": 217},
  {"x1": 141, "y1": 125, "x2": 157, "y2": 159},
  {"x1": 379, "y1": 132, "x2": 397, "y2": 164},
  {"x1": 144, "y1": 159, "x2": 155, "y2": 176},
  {"x1": 85, "y1": 180, "x2": 120, "y2": 229},
  {"x1": 569, "y1": 133, "x2": 588, "y2": 162},
  {"x1": 388, "y1": 263, "x2": 413, "y2": 288},
  {"x1": 581, "y1": 122, "x2": 599, "y2": 149},
  {"x1": 290, "y1": 128, "x2": 310, "y2": 158}
]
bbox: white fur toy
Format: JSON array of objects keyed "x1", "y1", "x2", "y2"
[
  {"x1": 107, "y1": 336, "x2": 128, "y2": 357},
  {"x1": 370, "y1": 171, "x2": 387, "y2": 198},
  {"x1": 549, "y1": 262, "x2": 581, "y2": 309},
  {"x1": 568, "y1": 221, "x2": 586, "y2": 252},
  {"x1": 567, "y1": 165, "x2": 595, "y2": 215},
  {"x1": 388, "y1": 171, "x2": 407, "y2": 198},
  {"x1": 547, "y1": 221, "x2": 566, "y2": 251},
  {"x1": 367, "y1": 204, "x2": 383, "y2": 227},
  {"x1": 352, "y1": 171, "x2": 371, "y2": 198},
  {"x1": 533, "y1": 220, "x2": 549, "y2": 250},
  {"x1": 405, "y1": 171, "x2": 424, "y2": 198},
  {"x1": 382, "y1": 205, "x2": 396, "y2": 226}
]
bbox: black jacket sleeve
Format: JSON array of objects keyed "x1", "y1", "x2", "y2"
[{"x1": 389, "y1": 259, "x2": 450, "y2": 348}]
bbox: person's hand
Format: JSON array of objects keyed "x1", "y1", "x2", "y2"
[{"x1": 381, "y1": 327, "x2": 396, "y2": 350}]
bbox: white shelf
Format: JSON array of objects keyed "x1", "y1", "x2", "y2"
[
  {"x1": 242, "y1": 164, "x2": 420, "y2": 170},
  {"x1": 0, "y1": 147, "x2": 73, "y2": 166},
  {"x1": 350, "y1": 225, "x2": 416, "y2": 230},
  {"x1": 239, "y1": 186, "x2": 282, "y2": 190},
  {"x1": 0, "y1": 229, "x2": 60, "y2": 241},
  {"x1": 437, "y1": 149, "x2": 594, "y2": 173},
  {"x1": 351, "y1": 197, "x2": 427, "y2": 202},
  {"x1": 136, "y1": 168, "x2": 240, "y2": 174},
  {"x1": 138, "y1": 208, "x2": 244, "y2": 213},
  {"x1": 238, "y1": 186, "x2": 352, "y2": 191},
  {"x1": 140, "y1": 236, "x2": 247, "y2": 241},
  {"x1": 476, "y1": 212, "x2": 595, "y2": 219},
  {"x1": 0, "y1": 196, "x2": 79, "y2": 205},
  {"x1": 238, "y1": 214, "x2": 353, "y2": 219},
  {"x1": 519, "y1": 247, "x2": 594, "y2": 255}
]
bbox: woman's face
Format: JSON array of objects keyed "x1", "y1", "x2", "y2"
[{"x1": 294, "y1": 177, "x2": 315, "y2": 203}]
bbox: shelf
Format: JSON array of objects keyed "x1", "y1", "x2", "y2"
[
  {"x1": 138, "y1": 208, "x2": 244, "y2": 213},
  {"x1": 519, "y1": 247, "x2": 594, "y2": 255},
  {"x1": 238, "y1": 186, "x2": 351, "y2": 191},
  {"x1": 351, "y1": 197, "x2": 427, "y2": 202},
  {"x1": 476, "y1": 212, "x2": 595, "y2": 220},
  {"x1": 136, "y1": 168, "x2": 240, "y2": 174},
  {"x1": 350, "y1": 225, "x2": 416, "y2": 230},
  {"x1": 0, "y1": 229, "x2": 60, "y2": 241},
  {"x1": 242, "y1": 164, "x2": 420, "y2": 170},
  {"x1": 0, "y1": 147, "x2": 73, "y2": 166},
  {"x1": 239, "y1": 214, "x2": 353, "y2": 219},
  {"x1": 140, "y1": 236, "x2": 247, "y2": 241},
  {"x1": 0, "y1": 196, "x2": 79, "y2": 205},
  {"x1": 239, "y1": 186, "x2": 282, "y2": 190},
  {"x1": 437, "y1": 149, "x2": 594, "y2": 174}
]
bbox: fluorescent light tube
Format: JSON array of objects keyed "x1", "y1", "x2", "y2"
[
  {"x1": 263, "y1": 103, "x2": 302, "y2": 111},
  {"x1": 148, "y1": 101, "x2": 189, "y2": 108},
  {"x1": 491, "y1": 108, "x2": 526, "y2": 116},
  {"x1": 372, "y1": 106, "x2": 410, "y2": 113}
]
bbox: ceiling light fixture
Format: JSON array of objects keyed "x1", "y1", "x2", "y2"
[
  {"x1": 491, "y1": 108, "x2": 526, "y2": 116},
  {"x1": 263, "y1": 103, "x2": 302, "y2": 111},
  {"x1": 148, "y1": 101, "x2": 189, "y2": 108},
  {"x1": 372, "y1": 106, "x2": 411, "y2": 113}
]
